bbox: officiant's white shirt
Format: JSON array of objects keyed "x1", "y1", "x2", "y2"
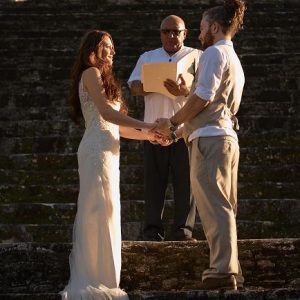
[{"x1": 128, "y1": 46, "x2": 201, "y2": 123}]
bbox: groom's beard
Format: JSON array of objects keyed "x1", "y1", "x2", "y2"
[{"x1": 200, "y1": 28, "x2": 214, "y2": 51}]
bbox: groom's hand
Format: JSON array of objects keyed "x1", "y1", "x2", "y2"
[{"x1": 151, "y1": 118, "x2": 172, "y2": 136}]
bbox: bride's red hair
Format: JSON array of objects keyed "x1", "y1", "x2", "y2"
[{"x1": 68, "y1": 30, "x2": 127, "y2": 125}]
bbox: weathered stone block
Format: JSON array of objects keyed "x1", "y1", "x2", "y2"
[{"x1": 0, "y1": 239, "x2": 300, "y2": 294}]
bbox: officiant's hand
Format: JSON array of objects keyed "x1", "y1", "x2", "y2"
[{"x1": 164, "y1": 74, "x2": 189, "y2": 97}]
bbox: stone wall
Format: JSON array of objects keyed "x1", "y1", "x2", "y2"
[{"x1": 1, "y1": 239, "x2": 299, "y2": 293}]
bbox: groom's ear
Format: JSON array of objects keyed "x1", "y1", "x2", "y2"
[{"x1": 211, "y1": 22, "x2": 219, "y2": 34}]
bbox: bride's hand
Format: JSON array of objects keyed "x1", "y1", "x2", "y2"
[
  {"x1": 145, "y1": 122, "x2": 158, "y2": 131},
  {"x1": 146, "y1": 130, "x2": 159, "y2": 144},
  {"x1": 148, "y1": 131, "x2": 173, "y2": 146},
  {"x1": 158, "y1": 138, "x2": 173, "y2": 146}
]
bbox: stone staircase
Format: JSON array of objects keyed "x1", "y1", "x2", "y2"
[
  {"x1": 1, "y1": 239, "x2": 300, "y2": 299},
  {"x1": 0, "y1": 0, "x2": 299, "y2": 299}
]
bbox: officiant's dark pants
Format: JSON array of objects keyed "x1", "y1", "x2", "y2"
[{"x1": 143, "y1": 139, "x2": 196, "y2": 240}]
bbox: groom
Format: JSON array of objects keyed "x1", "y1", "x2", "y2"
[{"x1": 154, "y1": 0, "x2": 246, "y2": 290}]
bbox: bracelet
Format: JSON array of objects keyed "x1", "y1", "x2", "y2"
[
  {"x1": 170, "y1": 131, "x2": 179, "y2": 143},
  {"x1": 168, "y1": 118, "x2": 178, "y2": 132}
]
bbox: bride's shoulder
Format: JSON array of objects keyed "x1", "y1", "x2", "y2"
[
  {"x1": 83, "y1": 67, "x2": 101, "y2": 79},
  {"x1": 82, "y1": 67, "x2": 103, "y2": 89}
]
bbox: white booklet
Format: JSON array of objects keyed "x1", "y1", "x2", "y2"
[{"x1": 141, "y1": 49, "x2": 199, "y2": 100}]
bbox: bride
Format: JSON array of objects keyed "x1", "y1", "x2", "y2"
[{"x1": 60, "y1": 29, "x2": 157, "y2": 300}]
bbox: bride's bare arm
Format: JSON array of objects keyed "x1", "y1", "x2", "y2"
[
  {"x1": 119, "y1": 127, "x2": 157, "y2": 140},
  {"x1": 83, "y1": 67, "x2": 153, "y2": 130}
]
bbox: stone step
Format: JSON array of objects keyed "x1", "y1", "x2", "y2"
[
  {"x1": 0, "y1": 77, "x2": 298, "y2": 106},
  {"x1": 1, "y1": 113, "x2": 299, "y2": 138},
  {"x1": 0, "y1": 99, "x2": 295, "y2": 127},
  {"x1": 1, "y1": 61, "x2": 299, "y2": 88},
  {"x1": 1, "y1": 0, "x2": 298, "y2": 9},
  {"x1": 0, "y1": 199, "x2": 298, "y2": 226},
  {"x1": 0, "y1": 151, "x2": 298, "y2": 176},
  {"x1": 0, "y1": 120, "x2": 71, "y2": 138},
  {"x1": 0, "y1": 164, "x2": 299, "y2": 186},
  {"x1": 0, "y1": 152, "x2": 143, "y2": 170},
  {"x1": 1, "y1": 179, "x2": 299, "y2": 202},
  {"x1": 1, "y1": 7, "x2": 298, "y2": 32},
  {"x1": 129, "y1": 289, "x2": 300, "y2": 300},
  {"x1": 0, "y1": 88, "x2": 297, "y2": 117},
  {"x1": 0, "y1": 78, "x2": 297, "y2": 106},
  {"x1": 0, "y1": 38, "x2": 298, "y2": 62},
  {"x1": 2, "y1": 1, "x2": 297, "y2": 14},
  {"x1": 0, "y1": 295, "x2": 59, "y2": 300},
  {"x1": 0, "y1": 7, "x2": 283, "y2": 25},
  {"x1": 1, "y1": 134, "x2": 299, "y2": 160},
  {"x1": 1, "y1": 50, "x2": 299, "y2": 69},
  {"x1": 1, "y1": 288, "x2": 300, "y2": 300},
  {"x1": 0, "y1": 239, "x2": 299, "y2": 294},
  {"x1": 0, "y1": 39, "x2": 298, "y2": 56},
  {"x1": 0, "y1": 136, "x2": 146, "y2": 155},
  {"x1": 0, "y1": 79, "x2": 69, "y2": 95},
  {"x1": 1, "y1": 217, "x2": 299, "y2": 243},
  {"x1": 0, "y1": 132, "x2": 298, "y2": 166}
]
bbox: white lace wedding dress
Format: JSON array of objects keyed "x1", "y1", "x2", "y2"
[{"x1": 60, "y1": 77, "x2": 129, "y2": 300}]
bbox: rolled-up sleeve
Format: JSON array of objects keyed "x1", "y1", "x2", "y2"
[{"x1": 195, "y1": 47, "x2": 226, "y2": 102}]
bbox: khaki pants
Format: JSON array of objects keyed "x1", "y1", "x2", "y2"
[{"x1": 190, "y1": 136, "x2": 244, "y2": 284}]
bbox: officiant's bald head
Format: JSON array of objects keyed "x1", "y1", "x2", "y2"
[
  {"x1": 160, "y1": 15, "x2": 186, "y2": 30},
  {"x1": 160, "y1": 15, "x2": 187, "y2": 54}
]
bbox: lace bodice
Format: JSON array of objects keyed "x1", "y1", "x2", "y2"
[{"x1": 79, "y1": 77, "x2": 120, "y2": 137}]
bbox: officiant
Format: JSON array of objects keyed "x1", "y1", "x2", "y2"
[{"x1": 128, "y1": 15, "x2": 202, "y2": 241}]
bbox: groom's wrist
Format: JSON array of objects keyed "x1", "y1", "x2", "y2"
[
  {"x1": 170, "y1": 131, "x2": 179, "y2": 143},
  {"x1": 168, "y1": 117, "x2": 178, "y2": 132}
]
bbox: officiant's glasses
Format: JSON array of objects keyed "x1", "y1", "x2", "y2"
[{"x1": 160, "y1": 29, "x2": 186, "y2": 36}]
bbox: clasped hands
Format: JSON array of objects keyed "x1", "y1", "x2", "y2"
[
  {"x1": 145, "y1": 74, "x2": 188, "y2": 145},
  {"x1": 145, "y1": 118, "x2": 174, "y2": 146}
]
